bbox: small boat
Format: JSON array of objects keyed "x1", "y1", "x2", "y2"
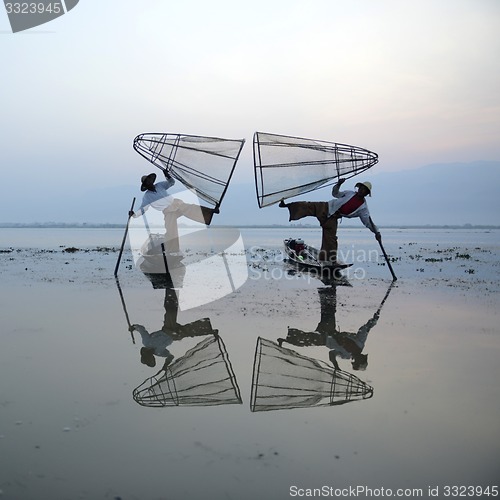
[
  {"x1": 135, "y1": 233, "x2": 185, "y2": 289},
  {"x1": 284, "y1": 238, "x2": 352, "y2": 279}
]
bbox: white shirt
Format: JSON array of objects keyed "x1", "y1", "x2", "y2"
[
  {"x1": 327, "y1": 183, "x2": 378, "y2": 234},
  {"x1": 133, "y1": 178, "x2": 175, "y2": 217},
  {"x1": 132, "y1": 324, "x2": 175, "y2": 358}
]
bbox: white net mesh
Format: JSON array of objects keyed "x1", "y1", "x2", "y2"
[
  {"x1": 253, "y1": 132, "x2": 378, "y2": 207},
  {"x1": 134, "y1": 133, "x2": 245, "y2": 207}
]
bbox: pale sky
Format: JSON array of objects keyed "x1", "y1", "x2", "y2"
[{"x1": 1, "y1": 0, "x2": 499, "y2": 223}]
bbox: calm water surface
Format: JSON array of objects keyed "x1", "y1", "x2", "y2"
[
  {"x1": 0, "y1": 228, "x2": 499, "y2": 499},
  {"x1": 1, "y1": 226, "x2": 499, "y2": 249}
]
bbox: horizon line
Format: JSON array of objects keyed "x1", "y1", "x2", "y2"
[{"x1": 1, "y1": 223, "x2": 499, "y2": 230}]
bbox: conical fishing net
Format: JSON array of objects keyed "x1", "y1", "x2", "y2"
[
  {"x1": 134, "y1": 133, "x2": 245, "y2": 207},
  {"x1": 254, "y1": 132, "x2": 378, "y2": 207},
  {"x1": 133, "y1": 335, "x2": 242, "y2": 407},
  {"x1": 250, "y1": 338, "x2": 373, "y2": 412}
]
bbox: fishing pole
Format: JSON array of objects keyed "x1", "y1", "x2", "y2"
[{"x1": 114, "y1": 197, "x2": 136, "y2": 277}]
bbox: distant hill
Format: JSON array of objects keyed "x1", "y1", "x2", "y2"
[
  {"x1": 215, "y1": 160, "x2": 500, "y2": 227},
  {"x1": 367, "y1": 161, "x2": 500, "y2": 226},
  {"x1": 3, "y1": 161, "x2": 499, "y2": 226}
]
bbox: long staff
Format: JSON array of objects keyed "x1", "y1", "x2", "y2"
[
  {"x1": 115, "y1": 277, "x2": 135, "y2": 344},
  {"x1": 370, "y1": 217, "x2": 397, "y2": 281},
  {"x1": 114, "y1": 197, "x2": 136, "y2": 277},
  {"x1": 377, "y1": 239, "x2": 397, "y2": 281}
]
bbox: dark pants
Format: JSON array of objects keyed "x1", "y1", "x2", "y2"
[{"x1": 287, "y1": 201, "x2": 339, "y2": 262}]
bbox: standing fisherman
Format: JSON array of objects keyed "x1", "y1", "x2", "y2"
[
  {"x1": 280, "y1": 178, "x2": 382, "y2": 263},
  {"x1": 129, "y1": 171, "x2": 219, "y2": 255}
]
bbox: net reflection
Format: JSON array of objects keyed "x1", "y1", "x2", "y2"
[
  {"x1": 133, "y1": 334, "x2": 242, "y2": 408},
  {"x1": 115, "y1": 265, "x2": 242, "y2": 408},
  {"x1": 250, "y1": 283, "x2": 394, "y2": 412},
  {"x1": 250, "y1": 338, "x2": 373, "y2": 412},
  {"x1": 116, "y1": 260, "x2": 393, "y2": 412}
]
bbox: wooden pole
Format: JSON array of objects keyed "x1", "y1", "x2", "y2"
[
  {"x1": 369, "y1": 216, "x2": 397, "y2": 281},
  {"x1": 378, "y1": 239, "x2": 397, "y2": 281},
  {"x1": 115, "y1": 277, "x2": 135, "y2": 344},
  {"x1": 114, "y1": 197, "x2": 136, "y2": 277}
]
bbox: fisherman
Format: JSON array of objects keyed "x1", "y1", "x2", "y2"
[
  {"x1": 129, "y1": 171, "x2": 219, "y2": 254},
  {"x1": 279, "y1": 178, "x2": 382, "y2": 263}
]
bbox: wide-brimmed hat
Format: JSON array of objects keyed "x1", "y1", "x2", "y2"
[
  {"x1": 355, "y1": 181, "x2": 372, "y2": 196},
  {"x1": 140, "y1": 173, "x2": 157, "y2": 191}
]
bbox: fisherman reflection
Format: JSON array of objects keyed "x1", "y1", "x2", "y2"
[
  {"x1": 249, "y1": 284, "x2": 395, "y2": 412},
  {"x1": 130, "y1": 286, "x2": 216, "y2": 369},
  {"x1": 131, "y1": 288, "x2": 242, "y2": 408},
  {"x1": 278, "y1": 283, "x2": 393, "y2": 371},
  {"x1": 118, "y1": 272, "x2": 242, "y2": 408}
]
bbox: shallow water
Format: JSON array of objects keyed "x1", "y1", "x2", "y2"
[{"x1": 0, "y1": 228, "x2": 499, "y2": 499}]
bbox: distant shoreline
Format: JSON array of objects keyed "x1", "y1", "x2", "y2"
[{"x1": 0, "y1": 223, "x2": 499, "y2": 230}]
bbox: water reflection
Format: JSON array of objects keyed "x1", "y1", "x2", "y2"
[
  {"x1": 131, "y1": 286, "x2": 217, "y2": 368},
  {"x1": 278, "y1": 282, "x2": 394, "y2": 371},
  {"x1": 249, "y1": 283, "x2": 394, "y2": 412},
  {"x1": 115, "y1": 269, "x2": 393, "y2": 412},
  {"x1": 133, "y1": 334, "x2": 242, "y2": 408},
  {"x1": 115, "y1": 274, "x2": 242, "y2": 408},
  {"x1": 250, "y1": 338, "x2": 373, "y2": 412}
]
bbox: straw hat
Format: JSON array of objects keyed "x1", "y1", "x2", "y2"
[
  {"x1": 140, "y1": 173, "x2": 157, "y2": 191},
  {"x1": 355, "y1": 181, "x2": 372, "y2": 196}
]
